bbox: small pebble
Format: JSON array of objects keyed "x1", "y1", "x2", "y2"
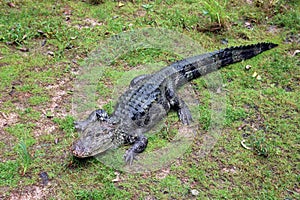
[
  {"x1": 39, "y1": 171, "x2": 49, "y2": 185},
  {"x1": 191, "y1": 189, "x2": 199, "y2": 196},
  {"x1": 245, "y1": 65, "x2": 251, "y2": 70}
]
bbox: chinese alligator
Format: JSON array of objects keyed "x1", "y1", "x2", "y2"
[{"x1": 71, "y1": 42, "x2": 277, "y2": 164}]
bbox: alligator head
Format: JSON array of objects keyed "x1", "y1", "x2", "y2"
[{"x1": 71, "y1": 111, "x2": 120, "y2": 158}]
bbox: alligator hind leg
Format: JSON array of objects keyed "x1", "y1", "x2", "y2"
[
  {"x1": 74, "y1": 109, "x2": 109, "y2": 131},
  {"x1": 166, "y1": 82, "x2": 193, "y2": 125},
  {"x1": 174, "y1": 98, "x2": 193, "y2": 125}
]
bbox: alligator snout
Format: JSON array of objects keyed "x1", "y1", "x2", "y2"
[{"x1": 70, "y1": 140, "x2": 86, "y2": 158}]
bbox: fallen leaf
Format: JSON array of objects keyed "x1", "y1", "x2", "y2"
[
  {"x1": 54, "y1": 138, "x2": 59, "y2": 144},
  {"x1": 118, "y1": 2, "x2": 125, "y2": 7},
  {"x1": 112, "y1": 172, "x2": 121, "y2": 182},
  {"x1": 7, "y1": 2, "x2": 16, "y2": 8},
  {"x1": 37, "y1": 30, "x2": 44, "y2": 34},
  {"x1": 244, "y1": 21, "x2": 253, "y2": 29},
  {"x1": 47, "y1": 51, "x2": 54, "y2": 56},
  {"x1": 241, "y1": 139, "x2": 252, "y2": 150},
  {"x1": 292, "y1": 50, "x2": 300, "y2": 56},
  {"x1": 256, "y1": 75, "x2": 262, "y2": 81},
  {"x1": 252, "y1": 71, "x2": 258, "y2": 77},
  {"x1": 19, "y1": 47, "x2": 29, "y2": 52}
]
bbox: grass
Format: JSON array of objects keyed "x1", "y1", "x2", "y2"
[
  {"x1": 202, "y1": 0, "x2": 230, "y2": 28},
  {"x1": 16, "y1": 141, "x2": 32, "y2": 175},
  {"x1": 0, "y1": 0, "x2": 299, "y2": 199}
]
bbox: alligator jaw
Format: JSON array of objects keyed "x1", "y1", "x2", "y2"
[
  {"x1": 71, "y1": 140, "x2": 90, "y2": 158},
  {"x1": 70, "y1": 128, "x2": 116, "y2": 158}
]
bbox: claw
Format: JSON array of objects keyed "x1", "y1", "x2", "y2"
[
  {"x1": 178, "y1": 108, "x2": 193, "y2": 125},
  {"x1": 123, "y1": 135, "x2": 147, "y2": 165},
  {"x1": 124, "y1": 149, "x2": 137, "y2": 165}
]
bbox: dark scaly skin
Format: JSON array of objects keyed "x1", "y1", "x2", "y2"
[{"x1": 71, "y1": 42, "x2": 278, "y2": 164}]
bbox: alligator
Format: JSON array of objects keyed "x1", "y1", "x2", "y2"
[{"x1": 71, "y1": 42, "x2": 278, "y2": 164}]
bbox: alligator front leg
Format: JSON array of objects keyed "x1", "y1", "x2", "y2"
[
  {"x1": 74, "y1": 109, "x2": 109, "y2": 131},
  {"x1": 124, "y1": 135, "x2": 148, "y2": 165},
  {"x1": 166, "y1": 82, "x2": 193, "y2": 125}
]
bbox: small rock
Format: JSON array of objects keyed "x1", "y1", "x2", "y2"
[
  {"x1": 41, "y1": 39, "x2": 47, "y2": 47},
  {"x1": 283, "y1": 85, "x2": 293, "y2": 92},
  {"x1": 9, "y1": 86, "x2": 16, "y2": 96},
  {"x1": 191, "y1": 189, "x2": 200, "y2": 196},
  {"x1": 39, "y1": 171, "x2": 49, "y2": 185},
  {"x1": 245, "y1": 65, "x2": 251, "y2": 70},
  {"x1": 221, "y1": 38, "x2": 228, "y2": 45}
]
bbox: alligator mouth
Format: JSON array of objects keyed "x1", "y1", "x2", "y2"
[{"x1": 70, "y1": 140, "x2": 89, "y2": 158}]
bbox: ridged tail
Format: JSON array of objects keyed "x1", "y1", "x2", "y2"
[
  {"x1": 215, "y1": 42, "x2": 278, "y2": 67},
  {"x1": 171, "y1": 42, "x2": 278, "y2": 87}
]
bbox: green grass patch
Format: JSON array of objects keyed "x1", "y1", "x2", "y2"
[
  {"x1": 28, "y1": 95, "x2": 49, "y2": 106},
  {"x1": 53, "y1": 116, "x2": 75, "y2": 137},
  {"x1": 5, "y1": 123, "x2": 36, "y2": 147},
  {"x1": 74, "y1": 183, "x2": 131, "y2": 199},
  {"x1": 0, "y1": 161, "x2": 20, "y2": 187}
]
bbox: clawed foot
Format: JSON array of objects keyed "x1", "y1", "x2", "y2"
[
  {"x1": 178, "y1": 108, "x2": 193, "y2": 125},
  {"x1": 124, "y1": 149, "x2": 138, "y2": 165},
  {"x1": 74, "y1": 121, "x2": 87, "y2": 131},
  {"x1": 124, "y1": 135, "x2": 148, "y2": 165}
]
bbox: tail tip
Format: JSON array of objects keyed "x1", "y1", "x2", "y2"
[{"x1": 262, "y1": 42, "x2": 278, "y2": 50}]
